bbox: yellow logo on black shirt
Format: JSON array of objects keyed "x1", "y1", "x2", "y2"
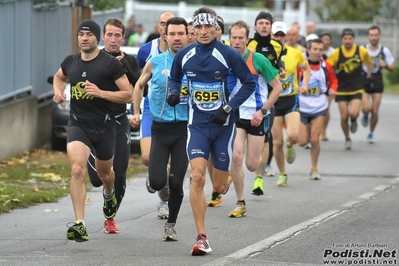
[
  {"x1": 71, "y1": 81, "x2": 94, "y2": 100},
  {"x1": 338, "y1": 58, "x2": 362, "y2": 74}
]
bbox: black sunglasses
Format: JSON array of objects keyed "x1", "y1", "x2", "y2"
[{"x1": 274, "y1": 33, "x2": 286, "y2": 37}]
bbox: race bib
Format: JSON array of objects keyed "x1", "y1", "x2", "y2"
[
  {"x1": 192, "y1": 81, "x2": 223, "y2": 111},
  {"x1": 279, "y1": 74, "x2": 294, "y2": 96},
  {"x1": 180, "y1": 81, "x2": 189, "y2": 104},
  {"x1": 306, "y1": 80, "x2": 321, "y2": 96}
]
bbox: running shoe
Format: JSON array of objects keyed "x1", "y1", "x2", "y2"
[
  {"x1": 251, "y1": 176, "x2": 264, "y2": 196},
  {"x1": 305, "y1": 142, "x2": 312, "y2": 149},
  {"x1": 265, "y1": 165, "x2": 275, "y2": 176},
  {"x1": 104, "y1": 218, "x2": 119, "y2": 234},
  {"x1": 66, "y1": 220, "x2": 88, "y2": 242},
  {"x1": 361, "y1": 114, "x2": 369, "y2": 127},
  {"x1": 157, "y1": 202, "x2": 169, "y2": 219},
  {"x1": 191, "y1": 234, "x2": 212, "y2": 256},
  {"x1": 345, "y1": 139, "x2": 352, "y2": 150},
  {"x1": 103, "y1": 190, "x2": 118, "y2": 219},
  {"x1": 350, "y1": 119, "x2": 358, "y2": 133},
  {"x1": 285, "y1": 139, "x2": 296, "y2": 164},
  {"x1": 207, "y1": 192, "x2": 223, "y2": 207},
  {"x1": 321, "y1": 131, "x2": 329, "y2": 141},
  {"x1": 309, "y1": 170, "x2": 321, "y2": 180},
  {"x1": 367, "y1": 133, "x2": 374, "y2": 144},
  {"x1": 276, "y1": 174, "x2": 288, "y2": 187},
  {"x1": 163, "y1": 223, "x2": 178, "y2": 241},
  {"x1": 146, "y1": 174, "x2": 156, "y2": 194},
  {"x1": 229, "y1": 202, "x2": 247, "y2": 218}
]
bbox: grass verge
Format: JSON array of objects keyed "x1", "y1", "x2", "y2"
[
  {"x1": 0, "y1": 144, "x2": 146, "y2": 215},
  {"x1": 384, "y1": 83, "x2": 399, "y2": 94}
]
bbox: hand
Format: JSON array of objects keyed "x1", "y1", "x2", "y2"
[
  {"x1": 299, "y1": 86, "x2": 308, "y2": 95},
  {"x1": 328, "y1": 89, "x2": 336, "y2": 98},
  {"x1": 130, "y1": 114, "x2": 140, "y2": 128},
  {"x1": 250, "y1": 111, "x2": 263, "y2": 127},
  {"x1": 299, "y1": 85, "x2": 308, "y2": 95},
  {"x1": 84, "y1": 80, "x2": 102, "y2": 98},
  {"x1": 116, "y1": 51, "x2": 124, "y2": 61},
  {"x1": 167, "y1": 92, "x2": 180, "y2": 107},
  {"x1": 210, "y1": 107, "x2": 229, "y2": 124},
  {"x1": 53, "y1": 92, "x2": 67, "y2": 103}
]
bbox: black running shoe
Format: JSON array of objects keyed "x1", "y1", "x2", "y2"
[
  {"x1": 66, "y1": 220, "x2": 89, "y2": 242},
  {"x1": 103, "y1": 191, "x2": 118, "y2": 219}
]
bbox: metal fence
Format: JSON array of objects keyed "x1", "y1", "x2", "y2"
[
  {"x1": 0, "y1": 1, "x2": 123, "y2": 103},
  {"x1": 0, "y1": 0, "x2": 72, "y2": 103}
]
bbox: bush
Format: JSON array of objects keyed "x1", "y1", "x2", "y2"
[{"x1": 386, "y1": 62, "x2": 399, "y2": 85}]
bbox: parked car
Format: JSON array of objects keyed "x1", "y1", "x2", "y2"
[{"x1": 50, "y1": 46, "x2": 141, "y2": 151}]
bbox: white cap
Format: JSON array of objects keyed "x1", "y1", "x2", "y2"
[
  {"x1": 272, "y1": 21, "x2": 287, "y2": 35},
  {"x1": 306, "y1": 33, "x2": 319, "y2": 42}
]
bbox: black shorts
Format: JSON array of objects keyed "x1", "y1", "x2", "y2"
[
  {"x1": 274, "y1": 95, "x2": 299, "y2": 117},
  {"x1": 236, "y1": 118, "x2": 266, "y2": 136},
  {"x1": 67, "y1": 125, "x2": 116, "y2": 160},
  {"x1": 363, "y1": 72, "x2": 384, "y2": 94},
  {"x1": 335, "y1": 93, "x2": 362, "y2": 102}
]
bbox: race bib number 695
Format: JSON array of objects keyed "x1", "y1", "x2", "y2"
[{"x1": 192, "y1": 82, "x2": 223, "y2": 111}]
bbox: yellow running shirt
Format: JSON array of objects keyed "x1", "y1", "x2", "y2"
[{"x1": 279, "y1": 46, "x2": 307, "y2": 97}]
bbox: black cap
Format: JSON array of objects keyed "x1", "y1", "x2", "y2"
[
  {"x1": 255, "y1": 11, "x2": 273, "y2": 25},
  {"x1": 341, "y1": 28, "x2": 354, "y2": 38},
  {"x1": 77, "y1": 19, "x2": 101, "y2": 43},
  {"x1": 217, "y1": 20, "x2": 224, "y2": 34},
  {"x1": 319, "y1": 32, "x2": 331, "y2": 39}
]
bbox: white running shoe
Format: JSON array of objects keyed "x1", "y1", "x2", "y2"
[
  {"x1": 157, "y1": 202, "x2": 169, "y2": 219},
  {"x1": 309, "y1": 170, "x2": 321, "y2": 180},
  {"x1": 345, "y1": 139, "x2": 352, "y2": 150},
  {"x1": 265, "y1": 165, "x2": 275, "y2": 176}
]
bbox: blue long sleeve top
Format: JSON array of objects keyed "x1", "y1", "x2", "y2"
[{"x1": 169, "y1": 39, "x2": 256, "y2": 126}]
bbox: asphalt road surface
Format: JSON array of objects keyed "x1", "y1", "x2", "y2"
[{"x1": 1, "y1": 94, "x2": 398, "y2": 266}]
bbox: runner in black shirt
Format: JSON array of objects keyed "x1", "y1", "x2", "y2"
[{"x1": 52, "y1": 19, "x2": 132, "y2": 242}]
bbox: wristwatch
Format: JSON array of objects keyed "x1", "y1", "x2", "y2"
[
  {"x1": 223, "y1": 104, "x2": 232, "y2": 114},
  {"x1": 260, "y1": 108, "x2": 268, "y2": 115}
]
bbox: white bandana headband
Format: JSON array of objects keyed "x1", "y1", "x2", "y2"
[{"x1": 192, "y1": 13, "x2": 219, "y2": 30}]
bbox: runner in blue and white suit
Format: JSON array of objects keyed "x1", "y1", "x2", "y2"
[{"x1": 167, "y1": 7, "x2": 256, "y2": 256}]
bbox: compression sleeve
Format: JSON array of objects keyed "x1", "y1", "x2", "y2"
[{"x1": 120, "y1": 55, "x2": 141, "y2": 86}]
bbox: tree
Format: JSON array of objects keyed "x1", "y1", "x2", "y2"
[
  {"x1": 315, "y1": 0, "x2": 381, "y2": 21},
  {"x1": 378, "y1": 0, "x2": 397, "y2": 19},
  {"x1": 76, "y1": 0, "x2": 126, "y2": 11}
]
